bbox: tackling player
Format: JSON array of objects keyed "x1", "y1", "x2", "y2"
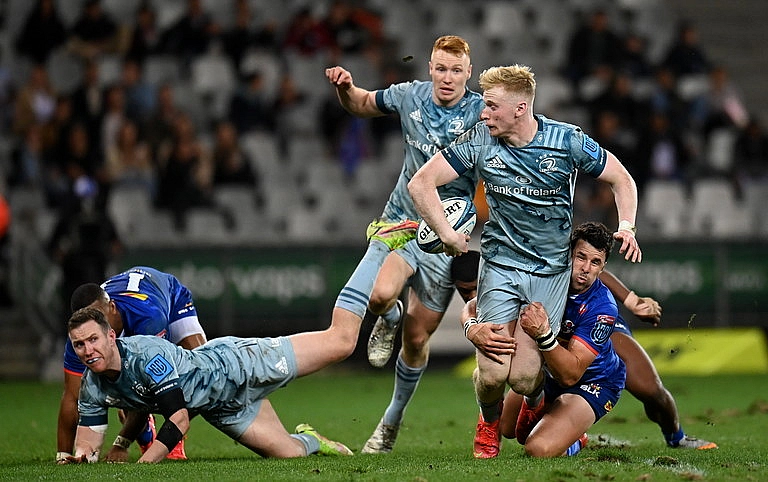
[
  {"x1": 56, "y1": 266, "x2": 207, "y2": 463},
  {"x1": 325, "y1": 35, "x2": 486, "y2": 454}
]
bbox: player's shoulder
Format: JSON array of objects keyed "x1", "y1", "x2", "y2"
[{"x1": 535, "y1": 114, "x2": 585, "y2": 147}]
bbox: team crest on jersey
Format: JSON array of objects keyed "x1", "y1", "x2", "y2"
[
  {"x1": 590, "y1": 314, "x2": 615, "y2": 344},
  {"x1": 561, "y1": 319, "x2": 575, "y2": 335},
  {"x1": 448, "y1": 118, "x2": 466, "y2": 136},
  {"x1": 487, "y1": 156, "x2": 506, "y2": 169},
  {"x1": 409, "y1": 109, "x2": 423, "y2": 123},
  {"x1": 145, "y1": 354, "x2": 174, "y2": 383},
  {"x1": 538, "y1": 157, "x2": 558, "y2": 173}
]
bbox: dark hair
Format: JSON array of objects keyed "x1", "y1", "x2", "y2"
[
  {"x1": 450, "y1": 250, "x2": 480, "y2": 283},
  {"x1": 70, "y1": 283, "x2": 108, "y2": 312},
  {"x1": 570, "y1": 222, "x2": 614, "y2": 260},
  {"x1": 68, "y1": 307, "x2": 110, "y2": 333}
]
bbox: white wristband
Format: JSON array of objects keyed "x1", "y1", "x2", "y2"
[
  {"x1": 113, "y1": 435, "x2": 132, "y2": 449},
  {"x1": 618, "y1": 220, "x2": 636, "y2": 235},
  {"x1": 56, "y1": 451, "x2": 72, "y2": 462}
]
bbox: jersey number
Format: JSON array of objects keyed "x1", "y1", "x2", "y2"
[{"x1": 126, "y1": 272, "x2": 145, "y2": 292}]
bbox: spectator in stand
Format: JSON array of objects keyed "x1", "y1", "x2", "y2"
[
  {"x1": 321, "y1": 0, "x2": 383, "y2": 62},
  {"x1": 0, "y1": 51, "x2": 14, "y2": 132},
  {"x1": 69, "y1": 60, "x2": 104, "y2": 151},
  {"x1": 125, "y1": 1, "x2": 161, "y2": 65},
  {"x1": 282, "y1": 7, "x2": 333, "y2": 57},
  {"x1": 10, "y1": 124, "x2": 55, "y2": 194},
  {"x1": 562, "y1": 9, "x2": 622, "y2": 100},
  {"x1": 589, "y1": 71, "x2": 648, "y2": 135},
  {"x1": 221, "y1": 0, "x2": 255, "y2": 70},
  {"x1": 155, "y1": 115, "x2": 213, "y2": 229},
  {"x1": 695, "y1": 65, "x2": 749, "y2": 137},
  {"x1": 105, "y1": 120, "x2": 156, "y2": 196},
  {"x1": 100, "y1": 84, "x2": 128, "y2": 162},
  {"x1": 58, "y1": 123, "x2": 104, "y2": 206},
  {"x1": 212, "y1": 121, "x2": 260, "y2": 189},
  {"x1": 120, "y1": 59, "x2": 156, "y2": 123},
  {"x1": 67, "y1": 0, "x2": 121, "y2": 60},
  {"x1": 143, "y1": 83, "x2": 181, "y2": 161},
  {"x1": 617, "y1": 32, "x2": 653, "y2": 80},
  {"x1": 662, "y1": 21, "x2": 711, "y2": 78},
  {"x1": 272, "y1": 74, "x2": 307, "y2": 158},
  {"x1": 14, "y1": 0, "x2": 68, "y2": 64},
  {"x1": 12, "y1": 64, "x2": 56, "y2": 138},
  {"x1": 229, "y1": 71, "x2": 274, "y2": 135},
  {"x1": 159, "y1": 0, "x2": 219, "y2": 67},
  {"x1": 636, "y1": 112, "x2": 693, "y2": 191},
  {"x1": 648, "y1": 67, "x2": 692, "y2": 135},
  {"x1": 734, "y1": 118, "x2": 768, "y2": 186}
]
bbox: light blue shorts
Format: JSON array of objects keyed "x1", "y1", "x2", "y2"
[
  {"x1": 395, "y1": 240, "x2": 455, "y2": 313},
  {"x1": 200, "y1": 336, "x2": 298, "y2": 439},
  {"x1": 476, "y1": 260, "x2": 570, "y2": 335}
]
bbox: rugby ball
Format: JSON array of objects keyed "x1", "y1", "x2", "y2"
[{"x1": 417, "y1": 197, "x2": 477, "y2": 254}]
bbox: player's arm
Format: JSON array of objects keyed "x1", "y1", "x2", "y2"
[
  {"x1": 519, "y1": 302, "x2": 596, "y2": 387},
  {"x1": 599, "y1": 271, "x2": 662, "y2": 326},
  {"x1": 66, "y1": 424, "x2": 107, "y2": 464},
  {"x1": 459, "y1": 297, "x2": 516, "y2": 364},
  {"x1": 102, "y1": 410, "x2": 152, "y2": 463},
  {"x1": 597, "y1": 151, "x2": 641, "y2": 263},
  {"x1": 325, "y1": 66, "x2": 382, "y2": 117},
  {"x1": 177, "y1": 333, "x2": 206, "y2": 350},
  {"x1": 408, "y1": 152, "x2": 466, "y2": 255},
  {"x1": 138, "y1": 385, "x2": 190, "y2": 463},
  {"x1": 56, "y1": 371, "x2": 82, "y2": 461}
]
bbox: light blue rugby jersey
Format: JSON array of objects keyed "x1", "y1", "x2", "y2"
[
  {"x1": 77, "y1": 336, "x2": 295, "y2": 425},
  {"x1": 443, "y1": 114, "x2": 607, "y2": 274},
  {"x1": 375, "y1": 80, "x2": 485, "y2": 220}
]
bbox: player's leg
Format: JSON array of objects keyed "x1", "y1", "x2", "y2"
[
  {"x1": 499, "y1": 389, "x2": 523, "y2": 439},
  {"x1": 236, "y1": 399, "x2": 351, "y2": 457},
  {"x1": 367, "y1": 252, "x2": 413, "y2": 367},
  {"x1": 524, "y1": 393, "x2": 594, "y2": 458}
]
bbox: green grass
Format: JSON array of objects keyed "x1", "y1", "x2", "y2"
[{"x1": 1, "y1": 369, "x2": 766, "y2": 481}]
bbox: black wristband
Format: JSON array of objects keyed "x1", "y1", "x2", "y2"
[
  {"x1": 155, "y1": 420, "x2": 184, "y2": 450},
  {"x1": 536, "y1": 329, "x2": 558, "y2": 352}
]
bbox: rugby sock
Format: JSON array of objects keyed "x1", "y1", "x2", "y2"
[
  {"x1": 335, "y1": 242, "x2": 390, "y2": 318},
  {"x1": 381, "y1": 302, "x2": 401, "y2": 328},
  {"x1": 291, "y1": 433, "x2": 320, "y2": 455},
  {"x1": 523, "y1": 383, "x2": 544, "y2": 408},
  {"x1": 478, "y1": 397, "x2": 503, "y2": 423},
  {"x1": 565, "y1": 438, "x2": 583, "y2": 456},
  {"x1": 136, "y1": 419, "x2": 154, "y2": 446},
  {"x1": 382, "y1": 355, "x2": 426, "y2": 426},
  {"x1": 664, "y1": 427, "x2": 686, "y2": 447}
]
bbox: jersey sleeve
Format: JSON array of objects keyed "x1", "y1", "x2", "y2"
[
  {"x1": 77, "y1": 377, "x2": 109, "y2": 426},
  {"x1": 571, "y1": 300, "x2": 618, "y2": 355},
  {"x1": 442, "y1": 123, "x2": 489, "y2": 176},
  {"x1": 569, "y1": 128, "x2": 608, "y2": 178},
  {"x1": 375, "y1": 81, "x2": 412, "y2": 115}
]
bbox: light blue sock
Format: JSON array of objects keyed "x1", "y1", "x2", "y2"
[
  {"x1": 291, "y1": 433, "x2": 320, "y2": 455},
  {"x1": 381, "y1": 302, "x2": 401, "y2": 327},
  {"x1": 335, "y1": 241, "x2": 390, "y2": 318},
  {"x1": 382, "y1": 355, "x2": 427, "y2": 426}
]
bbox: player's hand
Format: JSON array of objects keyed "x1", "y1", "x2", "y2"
[
  {"x1": 325, "y1": 66, "x2": 353, "y2": 90},
  {"x1": 613, "y1": 230, "x2": 642, "y2": 263},
  {"x1": 104, "y1": 446, "x2": 129, "y2": 463},
  {"x1": 59, "y1": 454, "x2": 88, "y2": 464},
  {"x1": 624, "y1": 291, "x2": 662, "y2": 326},
  {"x1": 467, "y1": 323, "x2": 515, "y2": 364},
  {"x1": 519, "y1": 302, "x2": 550, "y2": 338},
  {"x1": 441, "y1": 230, "x2": 469, "y2": 257}
]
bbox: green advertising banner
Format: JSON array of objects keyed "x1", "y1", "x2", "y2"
[{"x1": 118, "y1": 242, "x2": 768, "y2": 336}]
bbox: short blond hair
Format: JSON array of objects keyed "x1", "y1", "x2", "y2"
[
  {"x1": 479, "y1": 65, "x2": 536, "y2": 101},
  {"x1": 432, "y1": 35, "x2": 471, "y2": 58}
]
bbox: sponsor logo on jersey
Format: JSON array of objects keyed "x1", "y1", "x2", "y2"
[
  {"x1": 579, "y1": 382, "x2": 602, "y2": 397},
  {"x1": 448, "y1": 118, "x2": 466, "y2": 136},
  {"x1": 486, "y1": 156, "x2": 506, "y2": 169},
  {"x1": 582, "y1": 134, "x2": 600, "y2": 160},
  {"x1": 405, "y1": 133, "x2": 438, "y2": 156},
  {"x1": 145, "y1": 354, "x2": 174, "y2": 383},
  {"x1": 484, "y1": 181, "x2": 563, "y2": 197},
  {"x1": 604, "y1": 400, "x2": 614, "y2": 412},
  {"x1": 409, "y1": 109, "x2": 423, "y2": 123},
  {"x1": 590, "y1": 314, "x2": 615, "y2": 344}
]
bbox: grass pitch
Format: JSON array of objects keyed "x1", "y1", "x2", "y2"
[{"x1": 0, "y1": 369, "x2": 766, "y2": 481}]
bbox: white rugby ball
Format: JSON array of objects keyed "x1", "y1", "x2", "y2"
[{"x1": 417, "y1": 197, "x2": 477, "y2": 254}]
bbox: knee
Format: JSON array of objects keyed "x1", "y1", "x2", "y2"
[
  {"x1": 524, "y1": 436, "x2": 561, "y2": 458},
  {"x1": 368, "y1": 286, "x2": 399, "y2": 314},
  {"x1": 473, "y1": 367, "x2": 506, "y2": 394},
  {"x1": 509, "y1": 375, "x2": 541, "y2": 396},
  {"x1": 402, "y1": 330, "x2": 429, "y2": 355}
]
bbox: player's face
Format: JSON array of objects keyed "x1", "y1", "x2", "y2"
[
  {"x1": 429, "y1": 49, "x2": 471, "y2": 107},
  {"x1": 570, "y1": 239, "x2": 607, "y2": 294},
  {"x1": 69, "y1": 320, "x2": 118, "y2": 374},
  {"x1": 454, "y1": 279, "x2": 477, "y2": 303},
  {"x1": 480, "y1": 87, "x2": 523, "y2": 140}
]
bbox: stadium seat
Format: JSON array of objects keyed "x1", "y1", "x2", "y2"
[
  {"x1": 640, "y1": 179, "x2": 689, "y2": 239},
  {"x1": 106, "y1": 185, "x2": 154, "y2": 244},
  {"x1": 688, "y1": 178, "x2": 750, "y2": 238},
  {"x1": 184, "y1": 207, "x2": 232, "y2": 246}
]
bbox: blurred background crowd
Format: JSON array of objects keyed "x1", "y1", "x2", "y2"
[{"x1": 0, "y1": 0, "x2": 767, "y2": 313}]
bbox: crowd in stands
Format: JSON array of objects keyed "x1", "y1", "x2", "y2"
[{"x1": 1, "y1": 0, "x2": 767, "y2": 263}]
